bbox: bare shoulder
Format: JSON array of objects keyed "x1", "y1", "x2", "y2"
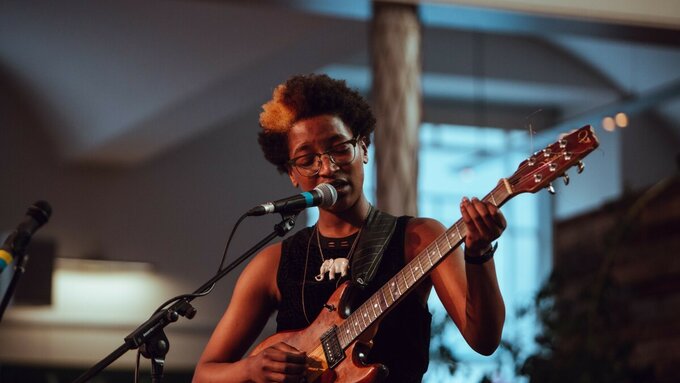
[
  {"x1": 247, "y1": 242, "x2": 282, "y2": 272},
  {"x1": 237, "y1": 242, "x2": 283, "y2": 303},
  {"x1": 406, "y1": 217, "x2": 446, "y2": 234},
  {"x1": 404, "y1": 217, "x2": 446, "y2": 262}
]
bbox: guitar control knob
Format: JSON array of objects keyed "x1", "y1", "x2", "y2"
[{"x1": 577, "y1": 161, "x2": 585, "y2": 174}]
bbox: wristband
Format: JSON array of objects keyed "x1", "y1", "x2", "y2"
[{"x1": 464, "y1": 242, "x2": 498, "y2": 265}]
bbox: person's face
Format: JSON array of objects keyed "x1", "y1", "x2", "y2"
[{"x1": 287, "y1": 114, "x2": 368, "y2": 212}]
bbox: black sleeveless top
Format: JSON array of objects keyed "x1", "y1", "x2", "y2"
[{"x1": 276, "y1": 216, "x2": 432, "y2": 383}]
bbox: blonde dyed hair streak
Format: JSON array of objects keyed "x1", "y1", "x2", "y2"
[{"x1": 259, "y1": 84, "x2": 297, "y2": 133}]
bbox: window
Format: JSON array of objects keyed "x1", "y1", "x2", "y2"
[{"x1": 419, "y1": 123, "x2": 550, "y2": 382}]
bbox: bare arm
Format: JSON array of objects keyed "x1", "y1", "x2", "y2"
[
  {"x1": 193, "y1": 243, "x2": 306, "y2": 383},
  {"x1": 406, "y1": 198, "x2": 506, "y2": 355}
]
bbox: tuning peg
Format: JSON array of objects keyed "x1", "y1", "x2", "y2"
[
  {"x1": 577, "y1": 161, "x2": 585, "y2": 174},
  {"x1": 547, "y1": 183, "x2": 556, "y2": 194},
  {"x1": 561, "y1": 173, "x2": 570, "y2": 185}
]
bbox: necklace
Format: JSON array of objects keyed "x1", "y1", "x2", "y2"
[
  {"x1": 301, "y1": 205, "x2": 372, "y2": 324},
  {"x1": 313, "y1": 226, "x2": 361, "y2": 282}
]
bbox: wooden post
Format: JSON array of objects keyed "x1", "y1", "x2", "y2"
[{"x1": 371, "y1": 1, "x2": 421, "y2": 216}]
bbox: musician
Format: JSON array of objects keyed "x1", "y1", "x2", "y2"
[{"x1": 193, "y1": 74, "x2": 506, "y2": 383}]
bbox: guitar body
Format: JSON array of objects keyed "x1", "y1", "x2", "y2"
[{"x1": 250, "y1": 282, "x2": 388, "y2": 383}]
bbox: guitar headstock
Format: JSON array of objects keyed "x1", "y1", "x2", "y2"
[{"x1": 507, "y1": 125, "x2": 599, "y2": 196}]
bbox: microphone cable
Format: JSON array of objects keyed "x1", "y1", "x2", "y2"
[{"x1": 135, "y1": 212, "x2": 249, "y2": 383}]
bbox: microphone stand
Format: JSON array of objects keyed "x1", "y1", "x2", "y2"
[{"x1": 73, "y1": 212, "x2": 299, "y2": 383}]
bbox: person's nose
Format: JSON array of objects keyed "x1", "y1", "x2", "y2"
[{"x1": 317, "y1": 153, "x2": 339, "y2": 177}]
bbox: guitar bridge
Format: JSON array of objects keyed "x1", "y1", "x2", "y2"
[{"x1": 320, "y1": 325, "x2": 345, "y2": 369}]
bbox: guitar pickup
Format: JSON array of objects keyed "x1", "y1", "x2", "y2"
[{"x1": 320, "y1": 325, "x2": 345, "y2": 369}]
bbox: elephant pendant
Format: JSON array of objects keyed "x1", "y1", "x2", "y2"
[{"x1": 315, "y1": 258, "x2": 350, "y2": 281}]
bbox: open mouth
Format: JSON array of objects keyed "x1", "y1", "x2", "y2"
[{"x1": 329, "y1": 179, "x2": 349, "y2": 192}]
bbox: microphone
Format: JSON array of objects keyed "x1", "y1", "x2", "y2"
[
  {"x1": 0, "y1": 201, "x2": 52, "y2": 273},
  {"x1": 247, "y1": 183, "x2": 337, "y2": 216}
]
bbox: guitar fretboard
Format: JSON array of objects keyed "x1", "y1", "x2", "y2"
[{"x1": 336, "y1": 181, "x2": 512, "y2": 349}]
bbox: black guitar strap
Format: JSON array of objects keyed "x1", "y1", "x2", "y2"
[{"x1": 351, "y1": 206, "x2": 398, "y2": 288}]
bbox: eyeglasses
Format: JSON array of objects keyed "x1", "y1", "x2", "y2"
[{"x1": 288, "y1": 136, "x2": 361, "y2": 177}]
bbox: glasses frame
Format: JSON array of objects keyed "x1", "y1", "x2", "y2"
[{"x1": 287, "y1": 136, "x2": 362, "y2": 177}]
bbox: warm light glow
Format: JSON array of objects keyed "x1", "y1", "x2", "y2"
[
  {"x1": 615, "y1": 112, "x2": 628, "y2": 128},
  {"x1": 5, "y1": 258, "x2": 171, "y2": 326},
  {"x1": 602, "y1": 116, "x2": 616, "y2": 132}
]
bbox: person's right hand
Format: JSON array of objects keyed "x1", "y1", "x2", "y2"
[{"x1": 247, "y1": 342, "x2": 308, "y2": 382}]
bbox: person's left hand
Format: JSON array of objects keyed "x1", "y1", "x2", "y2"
[{"x1": 460, "y1": 197, "x2": 507, "y2": 257}]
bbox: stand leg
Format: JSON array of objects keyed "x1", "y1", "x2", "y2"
[
  {"x1": 140, "y1": 330, "x2": 169, "y2": 383},
  {"x1": 150, "y1": 356, "x2": 165, "y2": 383}
]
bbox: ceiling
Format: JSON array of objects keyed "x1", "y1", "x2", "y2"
[{"x1": 1, "y1": 0, "x2": 679, "y2": 166}]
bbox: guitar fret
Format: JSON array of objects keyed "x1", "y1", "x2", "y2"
[
  {"x1": 398, "y1": 277, "x2": 404, "y2": 292},
  {"x1": 408, "y1": 263, "x2": 416, "y2": 285},
  {"x1": 448, "y1": 230, "x2": 457, "y2": 245},
  {"x1": 369, "y1": 297, "x2": 378, "y2": 318},
  {"x1": 401, "y1": 270, "x2": 409, "y2": 290},
  {"x1": 435, "y1": 241, "x2": 446, "y2": 256},
  {"x1": 444, "y1": 232, "x2": 452, "y2": 248},
  {"x1": 429, "y1": 247, "x2": 437, "y2": 262},
  {"x1": 387, "y1": 280, "x2": 395, "y2": 304},
  {"x1": 418, "y1": 255, "x2": 425, "y2": 275},
  {"x1": 413, "y1": 262, "x2": 420, "y2": 281},
  {"x1": 395, "y1": 274, "x2": 402, "y2": 296},
  {"x1": 438, "y1": 239, "x2": 447, "y2": 257},
  {"x1": 378, "y1": 289, "x2": 388, "y2": 311},
  {"x1": 361, "y1": 307, "x2": 369, "y2": 328},
  {"x1": 382, "y1": 285, "x2": 393, "y2": 306}
]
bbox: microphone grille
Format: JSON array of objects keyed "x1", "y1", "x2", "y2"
[{"x1": 314, "y1": 183, "x2": 338, "y2": 208}]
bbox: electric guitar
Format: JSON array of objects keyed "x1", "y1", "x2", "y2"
[{"x1": 251, "y1": 125, "x2": 600, "y2": 383}]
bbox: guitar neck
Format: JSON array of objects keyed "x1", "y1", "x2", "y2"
[{"x1": 336, "y1": 180, "x2": 514, "y2": 349}]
